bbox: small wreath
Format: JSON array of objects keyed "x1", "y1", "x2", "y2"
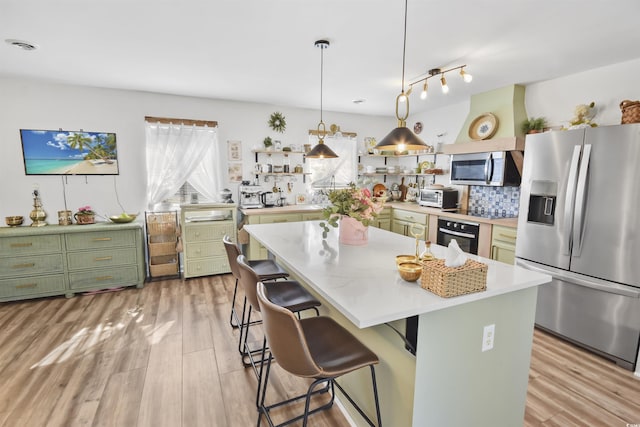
[{"x1": 268, "y1": 112, "x2": 286, "y2": 133}]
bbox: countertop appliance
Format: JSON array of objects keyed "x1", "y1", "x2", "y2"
[
  {"x1": 260, "y1": 191, "x2": 279, "y2": 207},
  {"x1": 418, "y1": 188, "x2": 458, "y2": 209},
  {"x1": 449, "y1": 151, "x2": 521, "y2": 186},
  {"x1": 515, "y1": 124, "x2": 640, "y2": 370},
  {"x1": 239, "y1": 184, "x2": 263, "y2": 208}
]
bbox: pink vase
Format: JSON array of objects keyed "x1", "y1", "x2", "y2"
[{"x1": 339, "y1": 216, "x2": 368, "y2": 246}]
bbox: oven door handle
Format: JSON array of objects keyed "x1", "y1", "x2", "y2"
[{"x1": 438, "y1": 228, "x2": 476, "y2": 239}]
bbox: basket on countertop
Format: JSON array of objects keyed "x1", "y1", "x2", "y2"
[
  {"x1": 620, "y1": 100, "x2": 640, "y2": 124},
  {"x1": 420, "y1": 259, "x2": 487, "y2": 298}
]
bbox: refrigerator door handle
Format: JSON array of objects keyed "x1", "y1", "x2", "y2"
[
  {"x1": 516, "y1": 258, "x2": 640, "y2": 298},
  {"x1": 562, "y1": 145, "x2": 582, "y2": 255},
  {"x1": 573, "y1": 144, "x2": 591, "y2": 257},
  {"x1": 484, "y1": 153, "x2": 493, "y2": 185}
]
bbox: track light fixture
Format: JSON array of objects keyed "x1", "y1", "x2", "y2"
[{"x1": 408, "y1": 65, "x2": 472, "y2": 100}]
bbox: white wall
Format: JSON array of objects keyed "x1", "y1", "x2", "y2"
[
  {"x1": 0, "y1": 77, "x2": 393, "y2": 221},
  {"x1": 2, "y1": 57, "x2": 639, "y2": 222}
]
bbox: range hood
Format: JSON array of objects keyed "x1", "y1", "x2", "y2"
[{"x1": 442, "y1": 84, "x2": 528, "y2": 155}]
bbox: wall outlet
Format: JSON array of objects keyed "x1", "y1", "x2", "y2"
[{"x1": 482, "y1": 324, "x2": 495, "y2": 352}]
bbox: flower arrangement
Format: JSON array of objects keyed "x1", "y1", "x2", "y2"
[
  {"x1": 319, "y1": 183, "x2": 384, "y2": 238},
  {"x1": 76, "y1": 205, "x2": 95, "y2": 215}
]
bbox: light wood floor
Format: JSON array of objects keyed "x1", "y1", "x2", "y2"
[{"x1": 0, "y1": 276, "x2": 638, "y2": 427}]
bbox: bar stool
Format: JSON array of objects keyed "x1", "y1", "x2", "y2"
[
  {"x1": 256, "y1": 281, "x2": 382, "y2": 427},
  {"x1": 223, "y1": 235, "x2": 289, "y2": 329},
  {"x1": 236, "y1": 255, "x2": 321, "y2": 406}
]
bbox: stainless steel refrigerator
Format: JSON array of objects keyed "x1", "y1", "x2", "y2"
[{"x1": 515, "y1": 124, "x2": 640, "y2": 370}]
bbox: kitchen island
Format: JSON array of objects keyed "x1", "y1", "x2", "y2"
[{"x1": 244, "y1": 221, "x2": 550, "y2": 427}]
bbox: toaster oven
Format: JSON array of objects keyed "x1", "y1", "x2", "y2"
[{"x1": 418, "y1": 188, "x2": 458, "y2": 209}]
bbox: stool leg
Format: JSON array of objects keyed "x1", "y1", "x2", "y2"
[
  {"x1": 370, "y1": 365, "x2": 382, "y2": 427},
  {"x1": 229, "y1": 277, "x2": 240, "y2": 328}
]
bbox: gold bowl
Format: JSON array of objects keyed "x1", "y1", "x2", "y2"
[
  {"x1": 109, "y1": 213, "x2": 138, "y2": 223},
  {"x1": 5, "y1": 216, "x2": 24, "y2": 227},
  {"x1": 396, "y1": 254, "x2": 417, "y2": 266},
  {"x1": 398, "y1": 262, "x2": 423, "y2": 282}
]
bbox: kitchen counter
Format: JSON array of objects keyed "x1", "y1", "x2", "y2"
[
  {"x1": 385, "y1": 201, "x2": 519, "y2": 227},
  {"x1": 244, "y1": 221, "x2": 549, "y2": 426}
]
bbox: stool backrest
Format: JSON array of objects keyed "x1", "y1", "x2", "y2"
[
  {"x1": 256, "y1": 282, "x2": 321, "y2": 378},
  {"x1": 222, "y1": 235, "x2": 242, "y2": 280},
  {"x1": 237, "y1": 254, "x2": 261, "y2": 312}
]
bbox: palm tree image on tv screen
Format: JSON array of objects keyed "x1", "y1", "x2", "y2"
[{"x1": 20, "y1": 129, "x2": 119, "y2": 175}]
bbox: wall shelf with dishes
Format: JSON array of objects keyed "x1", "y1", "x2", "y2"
[
  {"x1": 358, "y1": 151, "x2": 446, "y2": 183},
  {"x1": 252, "y1": 149, "x2": 310, "y2": 183}
]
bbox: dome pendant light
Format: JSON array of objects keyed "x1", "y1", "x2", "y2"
[
  {"x1": 375, "y1": 0, "x2": 428, "y2": 152},
  {"x1": 306, "y1": 39, "x2": 338, "y2": 159}
]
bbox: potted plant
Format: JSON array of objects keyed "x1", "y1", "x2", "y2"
[
  {"x1": 74, "y1": 205, "x2": 96, "y2": 225},
  {"x1": 521, "y1": 117, "x2": 547, "y2": 134},
  {"x1": 263, "y1": 136, "x2": 273, "y2": 150}
]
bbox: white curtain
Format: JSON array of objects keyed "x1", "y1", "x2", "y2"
[
  {"x1": 308, "y1": 134, "x2": 357, "y2": 189},
  {"x1": 145, "y1": 122, "x2": 221, "y2": 207}
]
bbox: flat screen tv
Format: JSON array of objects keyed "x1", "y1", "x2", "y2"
[{"x1": 20, "y1": 129, "x2": 119, "y2": 175}]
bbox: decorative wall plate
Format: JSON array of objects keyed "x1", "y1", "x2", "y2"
[
  {"x1": 413, "y1": 121, "x2": 423, "y2": 134},
  {"x1": 468, "y1": 113, "x2": 498, "y2": 140}
]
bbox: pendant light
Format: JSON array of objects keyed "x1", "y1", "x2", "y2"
[
  {"x1": 375, "y1": 0, "x2": 428, "y2": 152},
  {"x1": 306, "y1": 39, "x2": 338, "y2": 159}
]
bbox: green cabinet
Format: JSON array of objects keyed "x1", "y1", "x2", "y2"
[
  {"x1": 370, "y1": 206, "x2": 391, "y2": 231},
  {"x1": 181, "y1": 204, "x2": 237, "y2": 278},
  {"x1": 491, "y1": 225, "x2": 517, "y2": 265},
  {"x1": 391, "y1": 208, "x2": 428, "y2": 239},
  {"x1": 0, "y1": 223, "x2": 145, "y2": 302}
]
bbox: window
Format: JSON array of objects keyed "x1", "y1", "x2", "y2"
[{"x1": 308, "y1": 134, "x2": 357, "y2": 189}]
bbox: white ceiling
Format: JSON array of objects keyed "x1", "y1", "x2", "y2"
[{"x1": 2, "y1": 0, "x2": 640, "y2": 117}]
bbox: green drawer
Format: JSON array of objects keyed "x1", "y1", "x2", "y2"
[
  {"x1": 184, "y1": 256, "x2": 230, "y2": 277},
  {"x1": 66, "y1": 230, "x2": 137, "y2": 250},
  {"x1": 185, "y1": 241, "x2": 225, "y2": 259},
  {"x1": 0, "y1": 235, "x2": 62, "y2": 256},
  {"x1": 184, "y1": 222, "x2": 234, "y2": 242},
  {"x1": 392, "y1": 209, "x2": 428, "y2": 224},
  {"x1": 66, "y1": 248, "x2": 138, "y2": 271},
  {"x1": 259, "y1": 213, "x2": 302, "y2": 224},
  {"x1": 0, "y1": 254, "x2": 64, "y2": 278},
  {"x1": 0, "y1": 274, "x2": 66, "y2": 298},
  {"x1": 492, "y1": 225, "x2": 517, "y2": 245},
  {"x1": 301, "y1": 212, "x2": 324, "y2": 221},
  {"x1": 68, "y1": 265, "x2": 139, "y2": 290}
]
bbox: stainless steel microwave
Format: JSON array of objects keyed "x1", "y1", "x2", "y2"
[{"x1": 449, "y1": 151, "x2": 521, "y2": 186}]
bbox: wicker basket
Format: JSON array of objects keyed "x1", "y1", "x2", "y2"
[
  {"x1": 420, "y1": 259, "x2": 487, "y2": 298},
  {"x1": 620, "y1": 100, "x2": 640, "y2": 124}
]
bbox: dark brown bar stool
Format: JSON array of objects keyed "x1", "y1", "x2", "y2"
[
  {"x1": 223, "y1": 235, "x2": 289, "y2": 329},
  {"x1": 256, "y1": 281, "x2": 382, "y2": 427},
  {"x1": 236, "y1": 255, "x2": 321, "y2": 407}
]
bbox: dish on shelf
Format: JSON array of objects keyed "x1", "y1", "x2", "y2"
[{"x1": 469, "y1": 113, "x2": 499, "y2": 140}]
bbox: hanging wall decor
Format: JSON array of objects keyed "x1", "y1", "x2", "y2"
[{"x1": 268, "y1": 112, "x2": 286, "y2": 133}]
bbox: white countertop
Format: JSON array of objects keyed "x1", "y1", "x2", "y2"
[{"x1": 244, "y1": 221, "x2": 549, "y2": 328}]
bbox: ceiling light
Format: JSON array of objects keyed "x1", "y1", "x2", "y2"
[
  {"x1": 5, "y1": 39, "x2": 38, "y2": 51},
  {"x1": 420, "y1": 81, "x2": 428, "y2": 100},
  {"x1": 306, "y1": 40, "x2": 338, "y2": 159},
  {"x1": 460, "y1": 67, "x2": 473, "y2": 83},
  {"x1": 375, "y1": 0, "x2": 427, "y2": 152},
  {"x1": 440, "y1": 74, "x2": 449, "y2": 94},
  {"x1": 352, "y1": 99, "x2": 367, "y2": 104}
]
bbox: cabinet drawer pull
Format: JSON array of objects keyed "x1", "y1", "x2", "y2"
[
  {"x1": 273, "y1": 219, "x2": 288, "y2": 223},
  {"x1": 94, "y1": 276, "x2": 114, "y2": 281},
  {"x1": 10, "y1": 242, "x2": 33, "y2": 248},
  {"x1": 12, "y1": 262, "x2": 36, "y2": 268},
  {"x1": 16, "y1": 283, "x2": 37, "y2": 289},
  {"x1": 92, "y1": 237, "x2": 112, "y2": 242},
  {"x1": 94, "y1": 256, "x2": 113, "y2": 261},
  {"x1": 498, "y1": 233, "x2": 516, "y2": 240}
]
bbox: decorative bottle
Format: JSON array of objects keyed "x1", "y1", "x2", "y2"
[
  {"x1": 420, "y1": 241, "x2": 435, "y2": 262},
  {"x1": 29, "y1": 189, "x2": 48, "y2": 227}
]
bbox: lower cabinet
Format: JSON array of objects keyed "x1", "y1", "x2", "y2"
[
  {"x1": 491, "y1": 225, "x2": 517, "y2": 264},
  {"x1": 0, "y1": 223, "x2": 145, "y2": 302},
  {"x1": 371, "y1": 206, "x2": 391, "y2": 231},
  {"x1": 245, "y1": 212, "x2": 304, "y2": 260},
  {"x1": 391, "y1": 208, "x2": 428, "y2": 239},
  {"x1": 181, "y1": 204, "x2": 237, "y2": 278}
]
